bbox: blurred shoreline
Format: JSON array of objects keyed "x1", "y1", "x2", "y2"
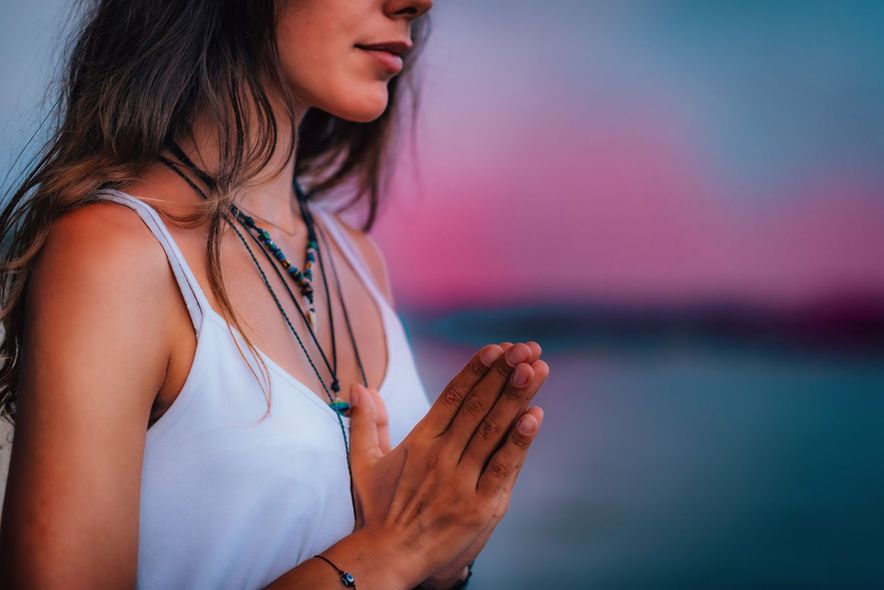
[{"x1": 401, "y1": 289, "x2": 884, "y2": 355}]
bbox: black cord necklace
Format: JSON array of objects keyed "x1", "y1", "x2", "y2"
[
  {"x1": 157, "y1": 148, "x2": 366, "y2": 400},
  {"x1": 155, "y1": 148, "x2": 371, "y2": 455}
]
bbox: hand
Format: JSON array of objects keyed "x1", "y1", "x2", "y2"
[
  {"x1": 347, "y1": 340, "x2": 549, "y2": 588},
  {"x1": 416, "y1": 342, "x2": 548, "y2": 589}
]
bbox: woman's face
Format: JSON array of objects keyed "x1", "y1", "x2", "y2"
[{"x1": 276, "y1": 0, "x2": 433, "y2": 123}]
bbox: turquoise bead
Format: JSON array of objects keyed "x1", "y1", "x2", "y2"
[{"x1": 328, "y1": 400, "x2": 351, "y2": 414}]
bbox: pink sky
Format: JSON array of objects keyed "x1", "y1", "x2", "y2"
[{"x1": 369, "y1": 111, "x2": 884, "y2": 310}]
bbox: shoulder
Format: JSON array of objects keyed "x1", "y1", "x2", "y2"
[
  {"x1": 37, "y1": 199, "x2": 172, "y2": 291},
  {"x1": 326, "y1": 210, "x2": 396, "y2": 309},
  {"x1": 30, "y1": 199, "x2": 181, "y2": 372},
  {"x1": 4, "y1": 199, "x2": 179, "y2": 585},
  {"x1": 24, "y1": 196, "x2": 184, "y2": 422}
]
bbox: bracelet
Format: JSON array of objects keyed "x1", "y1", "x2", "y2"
[{"x1": 314, "y1": 554, "x2": 358, "y2": 588}]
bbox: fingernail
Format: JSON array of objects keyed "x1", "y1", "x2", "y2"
[
  {"x1": 506, "y1": 345, "x2": 528, "y2": 367},
  {"x1": 481, "y1": 346, "x2": 500, "y2": 367},
  {"x1": 518, "y1": 414, "x2": 538, "y2": 434},
  {"x1": 511, "y1": 365, "x2": 529, "y2": 387}
]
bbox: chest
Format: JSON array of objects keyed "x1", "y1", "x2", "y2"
[{"x1": 159, "y1": 215, "x2": 389, "y2": 420}]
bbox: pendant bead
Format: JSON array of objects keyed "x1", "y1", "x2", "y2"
[{"x1": 328, "y1": 399, "x2": 351, "y2": 414}]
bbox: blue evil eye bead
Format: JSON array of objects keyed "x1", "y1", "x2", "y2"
[
  {"x1": 341, "y1": 572, "x2": 356, "y2": 586},
  {"x1": 328, "y1": 400, "x2": 351, "y2": 414}
]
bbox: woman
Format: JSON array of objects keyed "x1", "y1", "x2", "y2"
[{"x1": 0, "y1": 1, "x2": 549, "y2": 588}]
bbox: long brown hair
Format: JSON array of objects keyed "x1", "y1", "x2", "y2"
[{"x1": 0, "y1": 0, "x2": 430, "y2": 425}]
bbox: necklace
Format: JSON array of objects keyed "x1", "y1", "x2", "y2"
[
  {"x1": 156, "y1": 147, "x2": 371, "y2": 521},
  {"x1": 231, "y1": 204, "x2": 320, "y2": 329},
  {"x1": 157, "y1": 146, "x2": 371, "y2": 411},
  {"x1": 164, "y1": 143, "x2": 320, "y2": 327}
]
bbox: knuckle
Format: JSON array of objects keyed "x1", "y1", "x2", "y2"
[
  {"x1": 462, "y1": 394, "x2": 486, "y2": 418},
  {"x1": 502, "y1": 383, "x2": 524, "y2": 401},
  {"x1": 435, "y1": 436, "x2": 462, "y2": 465},
  {"x1": 511, "y1": 431, "x2": 532, "y2": 449},
  {"x1": 489, "y1": 456, "x2": 511, "y2": 479},
  {"x1": 477, "y1": 415, "x2": 501, "y2": 442},
  {"x1": 409, "y1": 435, "x2": 431, "y2": 456},
  {"x1": 469, "y1": 354, "x2": 489, "y2": 378},
  {"x1": 440, "y1": 382, "x2": 467, "y2": 408},
  {"x1": 425, "y1": 450, "x2": 442, "y2": 470}
]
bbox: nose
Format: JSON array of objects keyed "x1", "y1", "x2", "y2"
[{"x1": 384, "y1": 0, "x2": 433, "y2": 20}]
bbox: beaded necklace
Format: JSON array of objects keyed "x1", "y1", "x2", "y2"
[
  {"x1": 161, "y1": 143, "x2": 365, "y2": 398},
  {"x1": 155, "y1": 148, "x2": 372, "y2": 521},
  {"x1": 164, "y1": 144, "x2": 323, "y2": 327}
]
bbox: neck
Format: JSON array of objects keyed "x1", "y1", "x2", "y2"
[{"x1": 176, "y1": 93, "x2": 310, "y2": 230}]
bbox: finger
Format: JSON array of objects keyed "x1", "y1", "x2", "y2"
[
  {"x1": 366, "y1": 387, "x2": 392, "y2": 454},
  {"x1": 348, "y1": 384, "x2": 382, "y2": 462},
  {"x1": 460, "y1": 359, "x2": 549, "y2": 471},
  {"x1": 476, "y1": 406, "x2": 544, "y2": 500},
  {"x1": 443, "y1": 342, "x2": 532, "y2": 451},
  {"x1": 526, "y1": 340, "x2": 541, "y2": 360},
  {"x1": 416, "y1": 344, "x2": 505, "y2": 437},
  {"x1": 501, "y1": 341, "x2": 541, "y2": 363}
]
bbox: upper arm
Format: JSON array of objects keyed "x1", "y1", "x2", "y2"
[
  {"x1": 0, "y1": 202, "x2": 177, "y2": 588},
  {"x1": 332, "y1": 214, "x2": 396, "y2": 310}
]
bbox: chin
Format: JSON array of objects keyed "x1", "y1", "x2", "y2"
[{"x1": 318, "y1": 84, "x2": 390, "y2": 123}]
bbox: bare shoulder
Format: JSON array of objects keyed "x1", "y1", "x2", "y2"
[
  {"x1": 328, "y1": 211, "x2": 396, "y2": 309},
  {"x1": 0, "y1": 200, "x2": 181, "y2": 585},
  {"x1": 35, "y1": 200, "x2": 173, "y2": 306},
  {"x1": 25, "y1": 197, "x2": 185, "y2": 425}
]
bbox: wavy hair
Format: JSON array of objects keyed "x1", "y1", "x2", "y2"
[{"x1": 0, "y1": 0, "x2": 430, "y2": 425}]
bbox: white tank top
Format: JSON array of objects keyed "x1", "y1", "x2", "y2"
[{"x1": 92, "y1": 189, "x2": 432, "y2": 589}]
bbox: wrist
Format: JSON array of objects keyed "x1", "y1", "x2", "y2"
[
  {"x1": 417, "y1": 560, "x2": 474, "y2": 590},
  {"x1": 319, "y1": 526, "x2": 427, "y2": 590}
]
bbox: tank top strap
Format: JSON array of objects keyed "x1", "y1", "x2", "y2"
[
  {"x1": 309, "y1": 203, "x2": 390, "y2": 310},
  {"x1": 91, "y1": 189, "x2": 211, "y2": 333},
  {"x1": 310, "y1": 203, "x2": 392, "y2": 310}
]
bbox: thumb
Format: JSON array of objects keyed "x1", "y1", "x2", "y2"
[{"x1": 348, "y1": 383, "x2": 382, "y2": 462}]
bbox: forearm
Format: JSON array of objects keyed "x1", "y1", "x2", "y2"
[{"x1": 263, "y1": 527, "x2": 425, "y2": 590}]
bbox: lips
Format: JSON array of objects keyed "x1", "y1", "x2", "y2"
[
  {"x1": 354, "y1": 41, "x2": 412, "y2": 56},
  {"x1": 355, "y1": 42, "x2": 409, "y2": 75}
]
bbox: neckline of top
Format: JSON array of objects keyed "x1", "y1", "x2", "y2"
[{"x1": 98, "y1": 188, "x2": 393, "y2": 423}]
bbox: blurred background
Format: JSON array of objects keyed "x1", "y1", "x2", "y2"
[{"x1": 3, "y1": 0, "x2": 884, "y2": 587}]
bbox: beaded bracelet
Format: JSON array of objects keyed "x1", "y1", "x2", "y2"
[
  {"x1": 313, "y1": 554, "x2": 475, "y2": 590},
  {"x1": 314, "y1": 554, "x2": 357, "y2": 588}
]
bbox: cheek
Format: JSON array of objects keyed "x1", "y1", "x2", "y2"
[
  {"x1": 318, "y1": 50, "x2": 392, "y2": 121},
  {"x1": 275, "y1": 15, "x2": 391, "y2": 122},
  {"x1": 276, "y1": 15, "x2": 333, "y2": 101}
]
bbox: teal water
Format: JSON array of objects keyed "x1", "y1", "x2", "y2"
[{"x1": 404, "y1": 314, "x2": 884, "y2": 588}]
